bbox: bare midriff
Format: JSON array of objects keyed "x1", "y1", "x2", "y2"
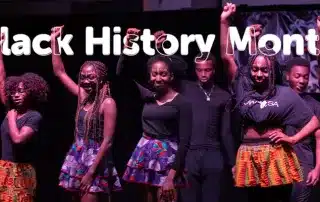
[{"x1": 242, "y1": 126, "x2": 283, "y2": 143}]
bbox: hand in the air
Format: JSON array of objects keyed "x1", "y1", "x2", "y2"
[
  {"x1": 249, "y1": 24, "x2": 262, "y2": 38},
  {"x1": 221, "y1": 2, "x2": 236, "y2": 22},
  {"x1": 125, "y1": 28, "x2": 141, "y2": 48},
  {"x1": 153, "y1": 30, "x2": 166, "y2": 49},
  {"x1": 51, "y1": 25, "x2": 64, "y2": 40}
]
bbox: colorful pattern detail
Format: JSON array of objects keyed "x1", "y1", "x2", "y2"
[
  {"x1": 59, "y1": 137, "x2": 122, "y2": 193},
  {"x1": 0, "y1": 160, "x2": 36, "y2": 202},
  {"x1": 234, "y1": 143, "x2": 303, "y2": 187},
  {"x1": 123, "y1": 135, "x2": 187, "y2": 187}
]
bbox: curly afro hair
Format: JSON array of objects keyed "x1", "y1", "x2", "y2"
[{"x1": 5, "y1": 73, "x2": 49, "y2": 110}]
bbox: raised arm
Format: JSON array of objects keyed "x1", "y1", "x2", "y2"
[
  {"x1": 0, "y1": 33, "x2": 7, "y2": 105},
  {"x1": 317, "y1": 17, "x2": 320, "y2": 73},
  {"x1": 220, "y1": 3, "x2": 238, "y2": 82},
  {"x1": 50, "y1": 26, "x2": 83, "y2": 97},
  {"x1": 248, "y1": 24, "x2": 262, "y2": 54},
  {"x1": 116, "y1": 28, "x2": 155, "y2": 100}
]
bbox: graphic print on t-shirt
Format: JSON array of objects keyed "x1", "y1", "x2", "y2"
[{"x1": 243, "y1": 100, "x2": 279, "y2": 109}]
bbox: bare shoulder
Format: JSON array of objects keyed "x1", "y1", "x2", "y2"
[{"x1": 102, "y1": 97, "x2": 117, "y2": 111}]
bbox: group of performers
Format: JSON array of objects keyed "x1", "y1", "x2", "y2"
[{"x1": 0, "y1": 2, "x2": 320, "y2": 202}]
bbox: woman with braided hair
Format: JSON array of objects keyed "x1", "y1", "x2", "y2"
[
  {"x1": 0, "y1": 33, "x2": 49, "y2": 201},
  {"x1": 50, "y1": 26, "x2": 121, "y2": 202},
  {"x1": 220, "y1": 3, "x2": 319, "y2": 202}
]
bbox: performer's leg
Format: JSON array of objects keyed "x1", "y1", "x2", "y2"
[
  {"x1": 81, "y1": 193, "x2": 98, "y2": 202},
  {"x1": 201, "y1": 150, "x2": 224, "y2": 202},
  {"x1": 291, "y1": 164, "x2": 313, "y2": 202},
  {"x1": 180, "y1": 150, "x2": 201, "y2": 202}
]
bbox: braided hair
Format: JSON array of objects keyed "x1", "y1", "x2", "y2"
[
  {"x1": 74, "y1": 61, "x2": 111, "y2": 142},
  {"x1": 233, "y1": 48, "x2": 278, "y2": 110}
]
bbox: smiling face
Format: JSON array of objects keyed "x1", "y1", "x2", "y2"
[
  {"x1": 79, "y1": 65, "x2": 99, "y2": 94},
  {"x1": 250, "y1": 55, "x2": 272, "y2": 87},
  {"x1": 149, "y1": 61, "x2": 173, "y2": 92},
  {"x1": 286, "y1": 65, "x2": 310, "y2": 94}
]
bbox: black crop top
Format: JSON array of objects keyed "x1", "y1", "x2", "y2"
[{"x1": 234, "y1": 69, "x2": 313, "y2": 131}]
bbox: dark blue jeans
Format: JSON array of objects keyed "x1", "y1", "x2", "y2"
[{"x1": 180, "y1": 149, "x2": 224, "y2": 202}]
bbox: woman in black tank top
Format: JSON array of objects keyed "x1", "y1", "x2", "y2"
[{"x1": 50, "y1": 26, "x2": 121, "y2": 202}]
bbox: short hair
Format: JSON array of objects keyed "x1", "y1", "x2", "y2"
[
  {"x1": 194, "y1": 52, "x2": 216, "y2": 65},
  {"x1": 286, "y1": 57, "x2": 310, "y2": 72}
]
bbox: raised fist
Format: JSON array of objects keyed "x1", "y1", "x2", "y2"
[
  {"x1": 0, "y1": 33, "x2": 4, "y2": 46},
  {"x1": 221, "y1": 2, "x2": 236, "y2": 22},
  {"x1": 51, "y1": 25, "x2": 64, "y2": 40},
  {"x1": 249, "y1": 24, "x2": 263, "y2": 38},
  {"x1": 125, "y1": 28, "x2": 141, "y2": 47},
  {"x1": 153, "y1": 30, "x2": 166, "y2": 49}
]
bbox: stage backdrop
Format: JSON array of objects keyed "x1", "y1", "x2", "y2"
[{"x1": 234, "y1": 9, "x2": 320, "y2": 93}]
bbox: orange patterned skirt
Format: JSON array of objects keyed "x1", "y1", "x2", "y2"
[
  {"x1": 234, "y1": 143, "x2": 303, "y2": 187},
  {"x1": 0, "y1": 160, "x2": 36, "y2": 202}
]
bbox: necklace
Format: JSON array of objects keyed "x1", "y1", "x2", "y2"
[
  {"x1": 156, "y1": 93, "x2": 178, "y2": 105},
  {"x1": 198, "y1": 83, "x2": 214, "y2": 101}
]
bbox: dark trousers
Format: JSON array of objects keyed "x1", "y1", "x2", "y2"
[
  {"x1": 180, "y1": 149, "x2": 224, "y2": 202},
  {"x1": 245, "y1": 185, "x2": 292, "y2": 202},
  {"x1": 291, "y1": 164, "x2": 313, "y2": 202}
]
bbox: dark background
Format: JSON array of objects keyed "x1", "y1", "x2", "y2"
[{"x1": 1, "y1": 1, "x2": 320, "y2": 202}]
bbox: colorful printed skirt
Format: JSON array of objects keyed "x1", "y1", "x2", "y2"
[
  {"x1": 123, "y1": 135, "x2": 187, "y2": 187},
  {"x1": 59, "y1": 138, "x2": 122, "y2": 193},
  {"x1": 234, "y1": 143, "x2": 303, "y2": 187},
  {"x1": 0, "y1": 160, "x2": 36, "y2": 202}
]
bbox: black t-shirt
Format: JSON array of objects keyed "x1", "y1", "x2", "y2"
[
  {"x1": 287, "y1": 94, "x2": 320, "y2": 166},
  {"x1": 179, "y1": 81, "x2": 235, "y2": 166},
  {"x1": 1, "y1": 110, "x2": 42, "y2": 163},
  {"x1": 239, "y1": 86, "x2": 313, "y2": 129},
  {"x1": 233, "y1": 69, "x2": 313, "y2": 138}
]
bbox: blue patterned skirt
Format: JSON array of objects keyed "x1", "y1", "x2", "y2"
[
  {"x1": 123, "y1": 135, "x2": 187, "y2": 187},
  {"x1": 59, "y1": 138, "x2": 122, "y2": 193}
]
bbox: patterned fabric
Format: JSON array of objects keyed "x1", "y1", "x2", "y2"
[
  {"x1": 0, "y1": 160, "x2": 36, "y2": 202},
  {"x1": 123, "y1": 135, "x2": 187, "y2": 187},
  {"x1": 234, "y1": 143, "x2": 303, "y2": 187},
  {"x1": 59, "y1": 137, "x2": 122, "y2": 193}
]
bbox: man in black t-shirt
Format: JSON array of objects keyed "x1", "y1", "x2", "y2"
[{"x1": 286, "y1": 57, "x2": 320, "y2": 202}]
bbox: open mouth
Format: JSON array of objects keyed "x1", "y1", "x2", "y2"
[
  {"x1": 296, "y1": 86, "x2": 305, "y2": 92},
  {"x1": 81, "y1": 85, "x2": 92, "y2": 90},
  {"x1": 13, "y1": 99, "x2": 22, "y2": 104}
]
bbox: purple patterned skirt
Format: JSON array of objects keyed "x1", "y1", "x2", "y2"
[
  {"x1": 123, "y1": 135, "x2": 187, "y2": 187},
  {"x1": 59, "y1": 137, "x2": 122, "y2": 193}
]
